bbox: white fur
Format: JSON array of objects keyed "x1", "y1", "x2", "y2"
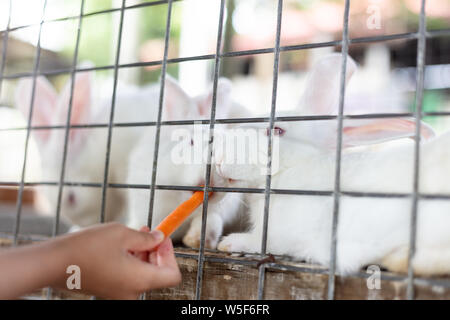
[
  {"x1": 216, "y1": 53, "x2": 450, "y2": 275},
  {"x1": 14, "y1": 73, "x2": 164, "y2": 227},
  {"x1": 126, "y1": 77, "x2": 250, "y2": 248}
]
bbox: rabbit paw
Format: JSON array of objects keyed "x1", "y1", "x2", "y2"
[
  {"x1": 183, "y1": 214, "x2": 223, "y2": 249},
  {"x1": 183, "y1": 231, "x2": 218, "y2": 249},
  {"x1": 381, "y1": 246, "x2": 408, "y2": 274},
  {"x1": 218, "y1": 233, "x2": 259, "y2": 253}
]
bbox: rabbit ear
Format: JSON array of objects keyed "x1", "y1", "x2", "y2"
[
  {"x1": 163, "y1": 74, "x2": 195, "y2": 120},
  {"x1": 58, "y1": 71, "x2": 92, "y2": 125},
  {"x1": 196, "y1": 78, "x2": 232, "y2": 119},
  {"x1": 299, "y1": 53, "x2": 357, "y2": 115},
  {"x1": 56, "y1": 72, "x2": 92, "y2": 149},
  {"x1": 342, "y1": 118, "x2": 436, "y2": 147},
  {"x1": 14, "y1": 76, "x2": 58, "y2": 144}
]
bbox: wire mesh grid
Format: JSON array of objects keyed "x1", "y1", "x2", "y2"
[{"x1": 0, "y1": 0, "x2": 449, "y2": 300}]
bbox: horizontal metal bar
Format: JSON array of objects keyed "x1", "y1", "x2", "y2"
[
  {"x1": 3, "y1": 0, "x2": 450, "y2": 301},
  {"x1": 2, "y1": 111, "x2": 450, "y2": 132},
  {"x1": 2, "y1": 1, "x2": 449, "y2": 46},
  {"x1": 3, "y1": 180, "x2": 450, "y2": 200},
  {"x1": 3, "y1": 229, "x2": 450, "y2": 293},
  {"x1": 0, "y1": 0, "x2": 181, "y2": 35},
  {"x1": 428, "y1": 28, "x2": 450, "y2": 38},
  {"x1": 349, "y1": 32, "x2": 419, "y2": 44},
  {"x1": 174, "y1": 250, "x2": 450, "y2": 291},
  {"x1": 2, "y1": 29, "x2": 450, "y2": 82}
]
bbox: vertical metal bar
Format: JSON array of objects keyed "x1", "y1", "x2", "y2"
[
  {"x1": 99, "y1": 0, "x2": 126, "y2": 223},
  {"x1": 194, "y1": 0, "x2": 226, "y2": 300},
  {"x1": 327, "y1": 0, "x2": 350, "y2": 300},
  {"x1": 147, "y1": 0, "x2": 173, "y2": 231},
  {"x1": 46, "y1": 0, "x2": 85, "y2": 301},
  {"x1": 407, "y1": 0, "x2": 427, "y2": 300},
  {"x1": 13, "y1": 0, "x2": 48, "y2": 245},
  {"x1": 51, "y1": 0, "x2": 85, "y2": 239},
  {"x1": 256, "y1": 0, "x2": 283, "y2": 301},
  {"x1": 0, "y1": 0, "x2": 12, "y2": 98},
  {"x1": 141, "y1": 0, "x2": 173, "y2": 301}
]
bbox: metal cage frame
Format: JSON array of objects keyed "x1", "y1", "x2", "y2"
[{"x1": 0, "y1": 0, "x2": 449, "y2": 300}]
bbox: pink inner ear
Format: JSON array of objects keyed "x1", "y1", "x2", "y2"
[
  {"x1": 343, "y1": 119, "x2": 414, "y2": 135},
  {"x1": 15, "y1": 77, "x2": 58, "y2": 143},
  {"x1": 33, "y1": 79, "x2": 58, "y2": 125},
  {"x1": 69, "y1": 73, "x2": 91, "y2": 125},
  {"x1": 342, "y1": 118, "x2": 436, "y2": 146},
  {"x1": 56, "y1": 72, "x2": 92, "y2": 145}
]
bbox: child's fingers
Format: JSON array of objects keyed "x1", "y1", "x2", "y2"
[
  {"x1": 132, "y1": 239, "x2": 181, "y2": 289},
  {"x1": 137, "y1": 250, "x2": 149, "y2": 263},
  {"x1": 149, "y1": 266, "x2": 182, "y2": 289},
  {"x1": 133, "y1": 226, "x2": 151, "y2": 261},
  {"x1": 135, "y1": 262, "x2": 182, "y2": 289},
  {"x1": 155, "y1": 238, "x2": 179, "y2": 269},
  {"x1": 125, "y1": 229, "x2": 165, "y2": 252},
  {"x1": 149, "y1": 251, "x2": 158, "y2": 265}
]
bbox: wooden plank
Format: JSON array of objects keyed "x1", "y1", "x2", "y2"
[
  {"x1": 2, "y1": 238, "x2": 450, "y2": 300},
  {"x1": 148, "y1": 248, "x2": 450, "y2": 300},
  {"x1": 0, "y1": 187, "x2": 34, "y2": 204}
]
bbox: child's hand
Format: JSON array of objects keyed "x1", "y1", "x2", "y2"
[{"x1": 52, "y1": 222, "x2": 181, "y2": 299}]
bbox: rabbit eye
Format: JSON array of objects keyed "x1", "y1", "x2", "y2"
[
  {"x1": 67, "y1": 192, "x2": 76, "y2": 206},
  {"x1": 274, "y1": 127, "x2": 286, "y2": 136},
  {"x1": 190, "y1": 138, "x2": 194, "y2": 146},
  {"x1": 266, "y1": 127, "x2": 286, "y2": 137}
]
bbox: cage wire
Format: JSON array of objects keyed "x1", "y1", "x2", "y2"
[{"x1": 0, "y1": 0, "x2": 448, "y2": 300}]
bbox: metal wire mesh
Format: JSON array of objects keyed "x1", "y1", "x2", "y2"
[
  {"x1": 327, "y1": 0, "x2": 351, "y2": 300},
  {"x1": 194, "y1": 0, "x2": 227, "y2": 300},
  {"x1": 407, "y1": 0, "x2": 428, "y2": 300},
  {"x1": 0, "y1": 0, "x2": 448, "y2": 300},
  {"x1": 256, "y1": 0, "x2": 283, "y2": 300},
  {"x1": 45, "y1": 0, "x2": 85, "y2": 300},
  {"x1": 12, "y1": 0, "x2": 47, "y2": 246}
]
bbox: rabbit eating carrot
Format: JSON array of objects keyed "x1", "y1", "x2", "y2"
[{"x1": 214, "y1": 53, "x2": 450, "y2": 276}]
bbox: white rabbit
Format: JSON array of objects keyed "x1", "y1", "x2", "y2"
[
  {"x1": 14, "y1": 71, "x2": 170, "y2": 227},
  {"x1": 126, "y1": 76, "x2": 250, "y2": 248},
  {"x1": 214, "y1": 53, "x2": 450, "y2": 276}
]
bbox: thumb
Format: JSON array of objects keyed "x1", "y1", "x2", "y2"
[{"x1": 125, "y1": 229, "x2": 165, "y2": 252}]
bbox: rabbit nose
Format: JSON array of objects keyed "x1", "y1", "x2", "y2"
[{"x1": 216, "y1": 162, "x2": 233, "y2": 180}]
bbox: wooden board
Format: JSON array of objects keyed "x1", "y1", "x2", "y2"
[
  {"x1": 148, "y1": 248, "x2": 450, "y2": 300},
  {"x1": 0, "y1": 187, "x2": 34, "y2": 204},
  {"x1": 2, "y1": 237, "x2": 450, "y2": 300}
]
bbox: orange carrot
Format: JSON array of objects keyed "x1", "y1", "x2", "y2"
[{"x1": 155, "y1": 190, "x2": 212, "y2": 238}]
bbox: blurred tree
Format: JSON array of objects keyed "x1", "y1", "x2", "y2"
[
  {"x1": 55, "y1": 0, "x2": 182, "y2": 85},
  {"x1": 138, "y1": 3, "x2": 181, "y2": 84}
]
